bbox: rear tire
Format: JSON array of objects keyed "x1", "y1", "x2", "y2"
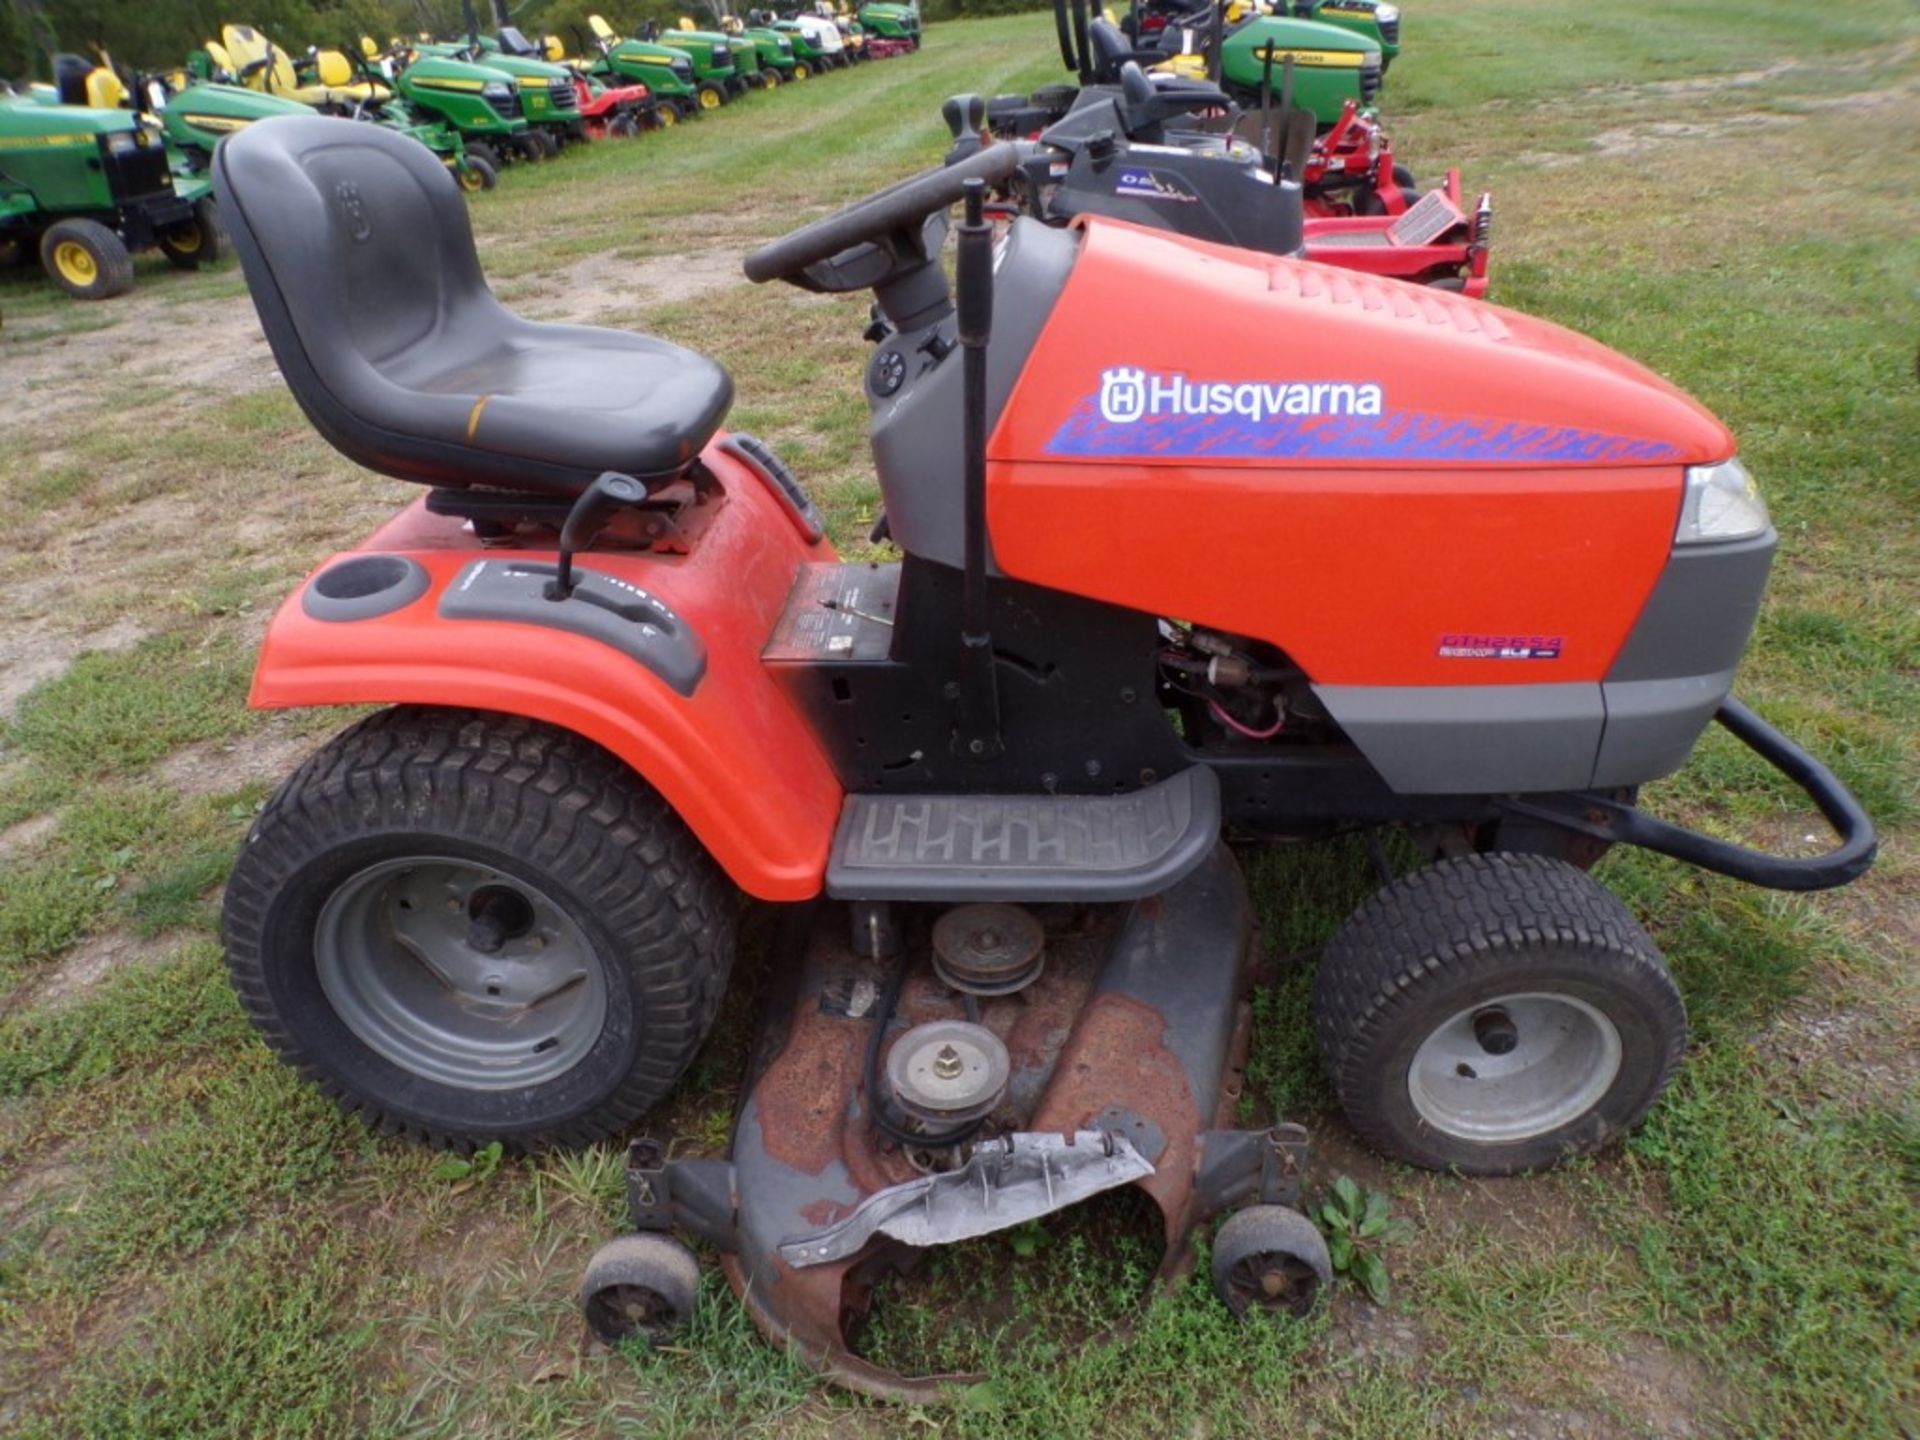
[
  {"x1": 40, "y1": 218, "x2": 134, "y2": 299},
  {"x1": 221, "y1": 707, "x2": 737, "y2": 1152},
  {"x1": 1312, "y1": 853, "x2": 1686, "y2": 1176}
]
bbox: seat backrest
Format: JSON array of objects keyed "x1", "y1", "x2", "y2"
[
  {"x1": 215, "y1": 115, "x2": 504, "y2": 482},
  {"x1": 314, "y1": 50, "x2": 355, "y2": 88}
]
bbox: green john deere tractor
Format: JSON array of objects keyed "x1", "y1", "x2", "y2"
[
  {"x1": 574, "y1": 16, "x2": 703, "y2": 120},
  {"x1": 714, "y1": 10, "x2": 797, "y2": 86},
  {"x1": 1108, "y1": 0, "x2": 1384, "y2": 123},
  {"x1": 858, "y1": 2, "x2": 923, "y2": 49},
  {"x1": 165, "y1": 47, "x2": 494, "y2": 192},
  {"x1": 646, "y1": 17, "x2": 748, "y2": 104},
  {"x1": 0, "y1": 85, "x2": 220, "y2": 299},
  {"x1": 370, "y1": 39, "x2": 538, "y2": 170},
  {"x1": 1274, "y1": 0, "x2": 1398, "y2": 68}
]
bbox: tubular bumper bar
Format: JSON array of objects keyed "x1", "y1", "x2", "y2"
[{"x1": 1499, "y1": 697, "x2": 1877, "y2": 892}]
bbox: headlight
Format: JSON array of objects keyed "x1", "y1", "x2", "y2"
[
  {"x1": 1677, "y1": 457, "x2": 1770, "y2": 544},
  {"x1": 1376, "y1": 3, "x2": 1399, "y2": 21},
  {"x1": 103, "y1": 130, "x2": 140, "y2": 155},
  {"x1": 482, "y1": 81, "x2": 512, "y2": 99}
]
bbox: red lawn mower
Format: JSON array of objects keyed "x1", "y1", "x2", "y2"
[
  {"x1": 572, "y1": 74, "x2": 658, "y2": 138},
  {"x1": 978, "y1": 3, "x2": 1492, "y2": 294},
  {"x1": 213, "y1": 117, "x2": 1871, "y2": 1399}
]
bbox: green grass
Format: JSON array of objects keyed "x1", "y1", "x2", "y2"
[{"x1": 0, "y1": 3, "x2": 1917, "y2": 1436}]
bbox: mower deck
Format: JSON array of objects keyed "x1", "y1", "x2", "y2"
[{"x1": 625, "y1": 843, "x2": 1307, "y2": 1401}]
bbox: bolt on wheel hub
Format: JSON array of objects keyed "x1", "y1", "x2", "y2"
[
  {"x1": 1407, "y1": 991, "x2": 1622, "y2": 1143},
  {"x1": 314, "y1": 855, "x2": 608, "y2": 1090}
]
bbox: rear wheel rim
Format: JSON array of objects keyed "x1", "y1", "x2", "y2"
[
  {"x1": 53, "y1": 240, "x2": 97, "y2": 285},
  {"x1": 315, "y1": 855, "x2": 609, "y2": 1090},
  {"x1": 1408, "y1": 991, "x2": 1622, "y2": 1143},
  {"x1": 170, "y1": 224, "x2": 203, "y2": 253}
]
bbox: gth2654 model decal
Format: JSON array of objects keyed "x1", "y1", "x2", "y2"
[{"x1": 1043, "y1": 367, "x2": 1684, "y2": 464}]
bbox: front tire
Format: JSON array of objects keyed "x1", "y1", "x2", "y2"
[
  {"x1": 158, "y1": 197, "x2": 228, "y2": 269},
  {"x1": 221, "y1": 707, "x2": 737, "y2": 1152},
  {"x1": 1312, "y1": 853, "x2": 1686, "y2": 1176},
  {"x1": 40, "y1": 218, "x2": 134, "y2": 299}
]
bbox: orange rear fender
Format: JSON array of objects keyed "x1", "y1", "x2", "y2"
[{"x1": 248, "y1": 448, "x2": 843, "y2": 901}]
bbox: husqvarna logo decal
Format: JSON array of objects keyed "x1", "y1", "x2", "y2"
[
  {"x1": 1052, "y1": 366, "x2": 1681, "y2": 463},
  {"x1": 1095, "y1": 367, "x2": 1384, "y2": 425},
  {"x1": 1098, "y1": 367, "x2": 1149, "y2": 423}
]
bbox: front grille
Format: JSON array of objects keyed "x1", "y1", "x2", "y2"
[
  {"x1": 1359, "y1": 58, "x2": 1381, "y2": 103},
  {"x1": 548, "y1": 78, "x2": 578, "y2": 111},
  {"x1": 1378, "y1": 16, "x2": 1399, "y2": 45},
  {"x1": 486, "y1": 91, "x2": 523, "y2": 119},
  {"x1": 101, "y1": 135, "x2": 173, "y2": 203}
]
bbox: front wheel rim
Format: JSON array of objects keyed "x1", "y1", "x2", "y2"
[
  {"x1": 53, "y1": 240, "x2": 97, "y2": 285},
  {"x1": 1407, "y1": 992, "x2": 1622, "y2": 1143},
  {"x1": 315, "y1": 855, "x2": 609, "y2": 1090}
]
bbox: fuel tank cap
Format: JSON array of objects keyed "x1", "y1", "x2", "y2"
[{"x1": 885, "y1": 1019, "x2": 1010, "y2": 1127}]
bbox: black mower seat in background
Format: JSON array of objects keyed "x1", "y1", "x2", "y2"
[{"x1": 214, "y1": 116, "x2": 733, "y2": 498}]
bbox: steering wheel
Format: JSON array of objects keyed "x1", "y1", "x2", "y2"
[{"x1": 743, "y1": 142, "x2": 1020, "y2": 286}]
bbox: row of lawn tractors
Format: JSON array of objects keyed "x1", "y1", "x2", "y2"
[
  {"x1": 0, "y1": 0, "x2": 922, "y2": 302},
  {"x1": 203, "y1": 0, "x2": 1879, "y2": 1402},
  {"x1": 960, "y1": 0, "x2": 1492, "y2": 296}
]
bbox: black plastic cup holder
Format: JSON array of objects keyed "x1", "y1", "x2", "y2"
[{"x1": 302, "y1": 554, "x2": 431, "y2": 622}]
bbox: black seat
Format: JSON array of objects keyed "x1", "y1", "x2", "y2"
[{"x1": 214, "y1": 115, "x2": 732, "y2": 498}]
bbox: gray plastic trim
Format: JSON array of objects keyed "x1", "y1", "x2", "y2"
[
  {"x1": 1594, "y1": 670, "x2": 1738, "y2": 787},
  {"x1": 301, "y1": 554, "x2": 431, "y2": 622},
  {"x1": 868, "y1": 217, "x2": 1079, "y2": 572},
  {"x1": 1312, "y1": 683, "x2": 1604, "y2": 795},
  {"x1": 826, "y1": 765, "x2": 1221, "y2": 901},
  {"x1": 437, "y1": 558, "x2": 706, "y2": 696},
  {"x1": 1607, "y1": 529, "x2": 1775, "y2": 683}
]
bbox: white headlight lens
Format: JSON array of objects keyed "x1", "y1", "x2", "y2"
[
  {"x1": 1377, "y1": 3, "x2": 1400, "y2": 20},
  {"x1": 482, "y1": 81, "x2": 511, "y2": 99},
  {"x1": 1677, "y1": 458, "x2": 1770, "y2": 544}
]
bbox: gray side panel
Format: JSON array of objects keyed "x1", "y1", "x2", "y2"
[
  {"x1": 1607, "y1": 529, "x2": 1775, "y2": 682},
  {"x1": 868, "y1": 218, "x2": 1079, "y2": 571},
  {"x1": 1312, "y1": 683, "x2": 1604, "y2": 794},
  {"x1": 1594, "y1": 670, "x2": 1736, "y2": 787}
]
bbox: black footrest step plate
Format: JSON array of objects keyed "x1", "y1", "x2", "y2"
[{"x1": 826, "y1": 767, "x2": 1221, "y2": 902}]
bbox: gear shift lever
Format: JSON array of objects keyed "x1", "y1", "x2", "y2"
[{"x1": 549, "y1": 471, "x2": 646, "y2": 601}]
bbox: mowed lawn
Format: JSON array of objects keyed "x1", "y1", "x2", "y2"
[{"x1": 0, "y1": 3, "x2": 1916, "y2": 1436}]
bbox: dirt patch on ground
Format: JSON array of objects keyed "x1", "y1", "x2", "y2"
[
  {"x1": 0, "y1": 614, "x2": 147, "y2": 720},
  {"x1": 1767, "y1": 999, "x2": 1920, "y2": 1110},
  {"x1": 1, "y1": 288, "x2": 279, "y2": 435},
  {"x1": 1521, "y1": 111, "x2": 1798, "y2": 167},
  {"x1": 155, "y1": 719, "x2": 317, "y2": 799},
  {"x1": 0, "y1": 812, "x2": 59, "y2": 860},
  {"x1": 22, "y1": 930, "x2": 182, "y2": 1010},
  {"x1": 496, "y1": 248, "x2": 748, "y2": 326}
]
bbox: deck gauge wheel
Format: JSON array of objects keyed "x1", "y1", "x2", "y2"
[
  {"x1": 1212, "y1": 1205, "x2": 1333, "y2": 1320},
  {"x1": 580, "y1": 1233, "x2": 700, "y2": 1347}
]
